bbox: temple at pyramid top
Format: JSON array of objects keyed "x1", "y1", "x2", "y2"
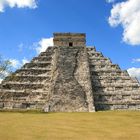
[{"x1": 53, "y1": 33, "x2": 86, "y2": 47}]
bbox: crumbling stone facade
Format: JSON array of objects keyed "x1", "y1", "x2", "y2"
[{"x1": 0, "y1": 33, "x2": 140, "y2": 112}]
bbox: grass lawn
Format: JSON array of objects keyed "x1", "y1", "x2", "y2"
[{"x1": 0, "y1": 111, "x2": 140, "y2": 140}]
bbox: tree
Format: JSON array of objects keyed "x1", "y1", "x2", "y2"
[{"x1": 0, "y1": 56, "x2": 12, "y2": 80}]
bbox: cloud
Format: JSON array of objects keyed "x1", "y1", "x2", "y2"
[
  {"x1": 108, "y1": 0, "x2": 140, "y2": 45},
  {"x1": 127, "y1": 67, "x2": 140, "y2": 81},
  {"x1": 35, "y1": 37, "x2": 54, "y2": 54},
  {"x1": 0, "y1": 0, "x2": 37, "y2": 12},
  {"x1": 106, "y1": 0, "x2": 116, "y2": 3},
  {"x1": 22, "y1": 58, "x2": 29, "y2": 65},
  {"x1": 0, "y1": 58, "x2": 29, "y2": 82},
  {"x1": 10, "y1": 58, "x2": 29, "y2": 69},
  {"x1": 0, "y1": 78, "x2": 3, "y2": 83},
  {"x1": 10, "y1": 59, "x2": 21, "y2": 68},
  {"x1": 132, "y1": 58, "x2": 140, "y2": 63}
]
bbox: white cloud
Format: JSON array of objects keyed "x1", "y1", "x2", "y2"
[
  {"x1": 127, "y1": 67, "x2": 140, "y2": 81},
  {"x1": 22, "y1": 58, "x2": 29, "y2": 65},
  {"x1": 132, "y1": 58, "x2": 140, "y2": 63},
  {"x1": 0, "y1": 78, "x2": 3, "y2": 83},
  {"x1": 0, "y1": 0, "x2": 37, "y2": 12},
  {"x1": 35, "y1": 37, "x2": 54, "y2": 54},
  {"x1": 10, "y1": 58, "x2": 29, "y2": 69},
  {"x1": 108, "y1": 0, "x2": 140, "y2": 45},
  {"x1": 0, "y1": 58, "x2": 29, "y2": 82},
  {"x1": 10, "y1": 59, "x2": 21, "y2": 68},
  {"x1": 106, "y1": 0, "x2": 116, "y2": 3}
]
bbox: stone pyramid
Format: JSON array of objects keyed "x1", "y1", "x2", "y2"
[{"x1": 0, "y1": 33, "x2": 140, "y2": 112}]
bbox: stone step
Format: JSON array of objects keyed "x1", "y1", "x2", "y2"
[
  {"x1": 92, "y1": 82, "x2": 140, "y2": 87},
  {"x1": 92, "y1": 77, "x2": 139, "y2": 83},
  {"x1": 91, "y1": 69, "x2": 122, "y2": 72},
  {"x1": 95, "y1": 104, "x2": 140, "y2": 111},
  {"x1": 0, "y1": 92, "x2": 30, "y2": 99},
  {"x1": 94, "y1": 94, "x2": 140, "y2": 101},
  {"x1": 0, "y1": 101, "x2": 46, "y2": 110},
  {"x1": 20, "y1": 68, "x2": 51, "y2": 70},
  {"x1": 15, "y1": 75, "x2": 50, "y2": 78},
  {"x1": 0, "y1": 91, "x2": 49, "y2": 99},
  {"x1": 88, "y1": 51, "x2": 103, "y2": 55},
  {"x1": 89, "y1": 54, "x2": 104, "y2": 59},
  {"x1": 38, "y1": 54, "x2": 53, "y2": 58},
  {"x1": 32, "y1": 56, "x2": 53, "y2": 62},
  {"x1": 22, "y1": 62, "x2": 51, "y2": 69},
  {"x1": 1, "y1": 82, "x2": 45, "y2": 90},
  {"x1": 31, "y1": 59, "x2": 52, "y2": 63},
  {"x1": 36, "y1": 51, "x2": 53, "y2": 56},
  {"x1": 38, "y1": 50, "x2": 54, "y2": 57},
  {"x1": 89, "y1": 59, "x2": 111, "y2": 64},
  {"x1": 46, "y1": 46, "x2": 55, "y2": 51},
  {"x1": 0, "y1": 93, "x2": 49, "y2": 100},
  {"x1": 93, "y1": 91, "x2": 140, "y2": 96},
  {"x1": 91, "y1": 71, "x2": 129, "y2": 77},
  {"x1": 0, "y1": 88, "x2": 50, "y2": 93},
  {"x1": 0, "y1": 89, "x2": 50, "y2": 100},
  {"x1": 92, "y1": 76, "x2": 132, "y2": 80},
  {"x1": 15, "y1": 68, "x2": 51, "y2": 75},
  {"x1": 86, "y1": 47, "x2": 96, "y2": 52},
  {"x1": 94, "y1": 101, "x2": 140, "y2": 105},
  {"x1": 0, "y1": 100, "x2": 46, "y2": 105},
  {"x1": 90, "y1": 64, "x2": 120, "y2": 69},
  {"x1": 2, "y1": 81, "x2": 47, "y2": 84},
  {"x1": 122, "y1": 70, "x2": 130, "y2": 76},
  {"x1": 4, "y1": 75, "x2": 51, "y2": 82},
  {"x1": 92, "y1": 80, "x2": 138, "y2": 86},
  {"x1": 0, "y1": 93, "x2": 49, "y2": 103},
  {"x1": 31, "y1": 61, "x2": 52, "y2": 64},
  {"x1": 92, "y1": 85, "x2": 140, "y2": 92}
]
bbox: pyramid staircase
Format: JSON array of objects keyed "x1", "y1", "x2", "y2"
[
  {"x1": 0, "y1": 46, "x2": 55, "y2": 109},
  {"x1": 87, "y1": 47, "x2": 140, "y2": 110}
]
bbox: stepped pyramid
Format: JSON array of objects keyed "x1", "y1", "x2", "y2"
[{"x1": 0, "y1": 33, "x2": 140, "y2": 112}]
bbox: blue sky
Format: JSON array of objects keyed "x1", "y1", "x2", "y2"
[{"x1": 0, "y1": 0, "x2": 140, "y2": 80}]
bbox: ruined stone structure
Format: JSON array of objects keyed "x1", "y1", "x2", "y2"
[{"x1": 0, "y1": 33, "x2": 140, "y2": 112}]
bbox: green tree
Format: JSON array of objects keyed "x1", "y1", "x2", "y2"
[{"x1": 0, "y1": 56, "x2": 12, "y2": 80}]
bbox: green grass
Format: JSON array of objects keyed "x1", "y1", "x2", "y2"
[{"x1": 0, "y1": 111, "x2": 140, "y2": 140}]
